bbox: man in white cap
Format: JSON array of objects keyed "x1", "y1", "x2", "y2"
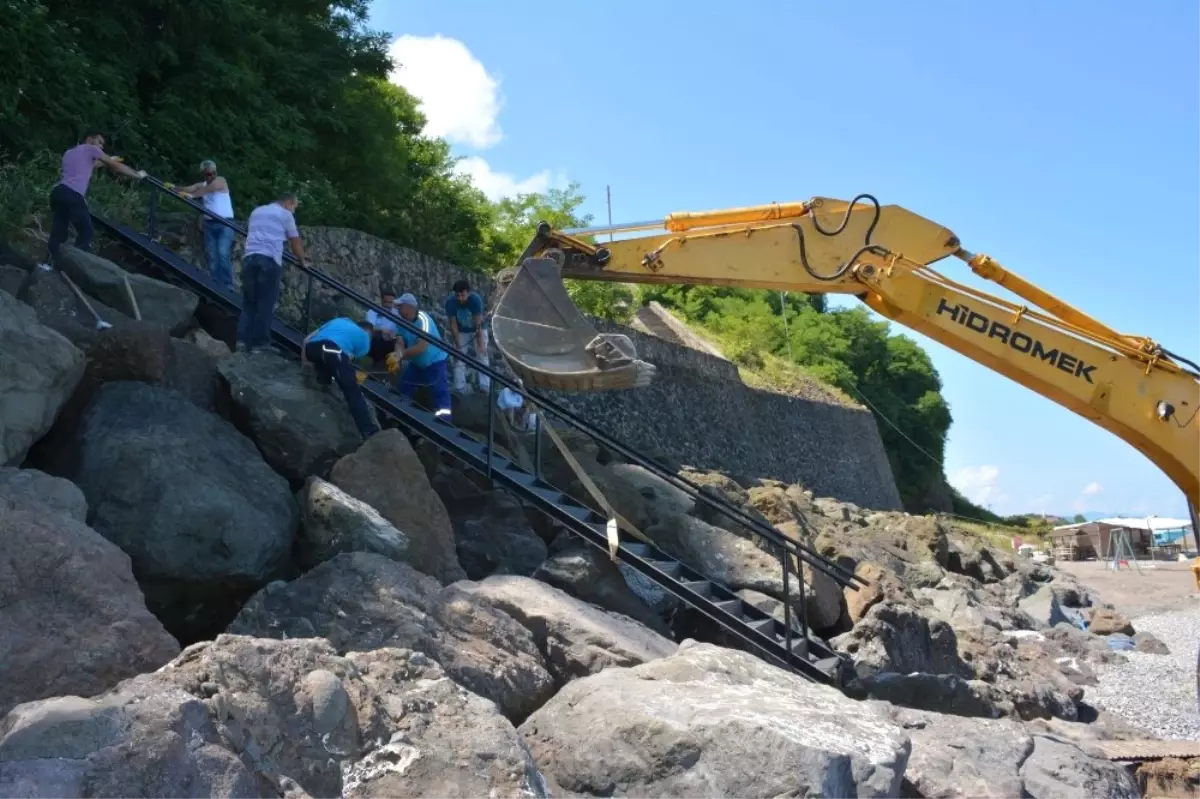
[
  {"x1": 177, "y1": 160, "x2": 235, "y2": 289},
  {"x1": 390, "y1": 293, "x2": 452, "y2": 421}
]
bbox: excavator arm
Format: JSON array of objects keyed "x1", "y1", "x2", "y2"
[{"x1": 491, "y1": 195, "x2": 1200, "y2": 517}]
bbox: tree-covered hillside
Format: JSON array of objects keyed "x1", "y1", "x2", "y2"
[
  {"x1": 1, "y1": 0, "x2": 496, "y2": 267},
  {"x1": 0, "y1": 0, "x2": 994, "y2": 516}
]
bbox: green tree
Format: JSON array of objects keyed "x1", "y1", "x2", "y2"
[
  {"x1": 0, "y1": 0, "x2": 494, "y2": 268},
  {"x1": 486, "y1": 182, "x2": 634, "y2": 321},
  {"x1": 646, "y1": 285, "x2": 956, "y2": 511},
  {"x1": 1072, "y1": 513, "x2": 1087, "y2": 523}
]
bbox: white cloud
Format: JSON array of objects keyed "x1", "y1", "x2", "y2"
[
  {"x1": 389, "y1": 34, "x2": 502, "y2": 149},
  {"x1": 388, "y1": 35, "x2": 564, "y2": 201},
  {"x1": 454, "y1": 156, "x2": 565, "y2": 202},
  {"x1": 949, "y1": 464, "x2": 1007, "y2": 508},
  {"x1": 1082, "y1": 481, "x2": 1102, "y2": 496}
]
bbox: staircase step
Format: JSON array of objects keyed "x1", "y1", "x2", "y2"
[
  {"x1": 712, "y1": 599, "x2": 743, "y2": 617},
  {"x1": 744, "y1": 617, "x2": 776, "y2": 635},
  {"x1": 647, "y1": 559, "x2": 682, "y2": 578}
]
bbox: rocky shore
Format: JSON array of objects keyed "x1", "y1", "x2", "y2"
[{"x1": 0, "y1": 244, "x2": 1188, "y2": 797}]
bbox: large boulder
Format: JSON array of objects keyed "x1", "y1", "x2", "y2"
[
  {"x1": 532, "y1": 542, "x2": 671, "y2": 635},
  {"x1": 329, "y1": 429, "x2": 466, "y2": 584},
  {"x1": 55, "y1": 381, "x2": 298, "y2": 640},
  {"x1": 0, "y1": 265, "x2": 25, "y2": 297},
  {"x1": 71, "y1": 323, "x2": 226, "y2": 413},
  {"x1": 0, "y1": 635, "x2": 547, "y2": 798},
  {"x1": 296, "y1": 476, "x2": 410, "y2": 569},
  {"x1": 217, "y1": 351, "x2": 371, "y2": 482},
  {"x1": 1087, "y1": 606, "x2": 1135, "y2": 636},
  {"x1": 832, "y1": 600, "x2": 972, "y2": 683},
  {"x1": 884, "y1": 705, "x2": 1139, "y2": 798},
  {"x1": 55, "y1": 245, "x2": 198, "y2": 335},
  {"x1": 228, "y1": 552, "x2": 555, "y2": 723},
  {"x1": 455, "y1": 575, "x2": 677, "y2": 683},
  {"x1": 0, "y1": 289, "x2": 85, "y2": 465},
  {"x1": 519, "y1": 641, "x2": 910, "y2": 797},
  {"x1": 642, "y1": 512, "x2": 811, "y2": 620},
  {"x1": 13, "y1": 265, "x2": 133, "y2": 337},
  {"x1": 449, "y1": 489, "x2": 548, "y2": 580},
  {"x1": 0, "y1": 505, "x2": 179, "y2": 719},
  {"x1": 0, "y1": 466, "x2": 88, "y2": 522},
  {"x1": 845, "y1": 560, "x2": 907, "y2": 623}
]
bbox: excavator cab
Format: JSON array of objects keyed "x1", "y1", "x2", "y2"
[{"x1": 490, "y1": 247, "x2": 656, "y2": 392}]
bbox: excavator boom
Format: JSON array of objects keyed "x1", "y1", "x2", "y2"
[{"x1": 490, "y1": 194, "x2": 1200, "y2": 516}]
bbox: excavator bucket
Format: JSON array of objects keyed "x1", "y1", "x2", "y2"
[{"x1": 490, "y1": 255, "x2": 656, "y2": 392}]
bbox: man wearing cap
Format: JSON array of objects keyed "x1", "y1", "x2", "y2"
[
  {"x1": 390, "y1": 293, "x2": 453, "y2": 421},
  {"x1": 177, "y1": 160, "x2": 236, "y2": 289},
  {"x1": 302, "y1": 315, "x2": 380, "y2": 440}
]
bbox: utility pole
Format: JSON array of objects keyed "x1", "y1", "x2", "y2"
[
  {"x1": 780, "y1": 291, "x2": 794, "y2": 360},
  {"x1": 606, "y1": 185, "x2": 613, "y2": 242}
]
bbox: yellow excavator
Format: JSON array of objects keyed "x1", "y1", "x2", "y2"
[
  {"x1": 491, "y1": 193, "x2": 1200, "y2": 706},
  {"x1": 491, "y1": 193, "x2": 1199, "y2": 535}
]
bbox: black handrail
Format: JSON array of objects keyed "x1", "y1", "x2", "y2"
[{"x1": 141, "y1": 175, "x2": 864, "y2": 589}]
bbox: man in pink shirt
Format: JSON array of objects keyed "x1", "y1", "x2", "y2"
[{"x1": 44, "y1": 131, "x2": 146, "y2": 269}]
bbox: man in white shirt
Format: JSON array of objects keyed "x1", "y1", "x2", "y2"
[
  {"x1": 237, "y1": 192, "x2": 306, "y2": 353},
  {"x1": 365, "y1": 287, "x2": 401, "y2": 367},
  {"x1": 177, "y1": 160, "x2": 235, "y2": 289}
]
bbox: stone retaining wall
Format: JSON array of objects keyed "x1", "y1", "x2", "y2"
[{"x1": 170, "y1": 223, "x2": 902, "y2": 509}]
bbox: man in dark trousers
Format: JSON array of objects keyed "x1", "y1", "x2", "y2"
[
  {"x1": 42, "y1": 131, "x2": 147, "y2": 269},
  {"x1": 302, "y1": 316, "x2": 380, "y2": 440},
  {"x1": 238, "y1": 191, "x2": 305, "y2": 352}
]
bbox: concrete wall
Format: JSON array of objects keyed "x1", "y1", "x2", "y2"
[{"x1": 248, "y1": 226, "x2": 903, "y2": 510}]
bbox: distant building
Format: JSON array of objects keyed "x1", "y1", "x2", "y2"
[{"x1": 1049, "y1": 516, "x2": 1194, "y2": 560}]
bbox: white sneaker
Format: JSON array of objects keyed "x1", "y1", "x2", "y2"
[{"x1": 37, "y1": 262, "x2": 52, "y2": 272}]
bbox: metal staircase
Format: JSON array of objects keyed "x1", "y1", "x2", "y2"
[{"x1": 89, "y1": 181, "x2": 862, "y2": 685}]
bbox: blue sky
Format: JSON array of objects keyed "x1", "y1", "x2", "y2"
[{"x1": 371, "y1": 1, "x2": 1199, "y2": 519}]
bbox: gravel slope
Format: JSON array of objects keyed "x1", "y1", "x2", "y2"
[{"x1": 1087, "y1": 609, "x2": 1200, "y2": 740}]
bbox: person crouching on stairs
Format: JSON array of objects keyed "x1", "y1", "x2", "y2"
[
  {"x1": 389, "y1": 293, "x2": 453, "y2": 423},
  {"x1": 302, "y1": 317, "x2": 380, "y2": 440}
]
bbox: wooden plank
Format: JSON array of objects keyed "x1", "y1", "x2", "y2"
[{"x1": 1097, "y1": 740, "x2": 1200, "y2": 762}]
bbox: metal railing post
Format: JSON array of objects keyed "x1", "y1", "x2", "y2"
[
  {"x1": 796, "y1": 555, "x2": 810, "y2": 644},
  {"x1": 301, "y1": 273, "x2": 314, "y2": 333},
  {"x1": 781, "y1": 545, "x2": 793, "y2": 666},
  {"x1": 534, "y1": 412, "x2": 543, "y2": 482},
  {"x1": 147, "y1": 187, "x2": 158, "y2": 241},
  {"x1": 485, "y1": 378, "x2": 496, "y2": 485}
]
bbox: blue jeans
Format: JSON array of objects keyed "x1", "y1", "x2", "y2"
[
  {"x1": 304, "y1": 340, "x2": 379, "y2": 439},
  {"x1": 397, "y1": 358, "x2": 452, "y2": 419},
  {"x1": 237, "y1": 254, "x2": 282, "y2": 350},
  {"x1": 47, "y1": 184, "x2": 92, "y2": 263},
  {"x1": 204, "y1": 219, "x2": 235, "y2": 288}
]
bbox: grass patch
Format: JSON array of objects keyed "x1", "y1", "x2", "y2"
[
  {"x1": 737, "y1": 351, "x2": 858, "y2": 407},
  {"x1": 942, "y1": 515, "x2": 1051, "y2": 552}
]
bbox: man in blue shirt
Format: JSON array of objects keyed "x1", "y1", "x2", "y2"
[
  {"x1": 444, "y1": 279, "x2": 491, "y2": 393},
  {"x1": 393, "y1": 293, "x2": 452, "y2": 421},
  {"x1": 302, "y1": 316, "x2": 379, "y2": 439}
]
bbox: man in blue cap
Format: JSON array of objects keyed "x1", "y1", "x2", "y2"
[
  {"x1": 302, "y1": 316, "x2": 380, "y2": 439},
  {"x1": 390, "y1": 293, "x2": 452, "y2": 422}
]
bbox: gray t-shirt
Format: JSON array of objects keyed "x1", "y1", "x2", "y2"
[{"x1": 243, "y1": 202, "x2": 299, "y2": 265}]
